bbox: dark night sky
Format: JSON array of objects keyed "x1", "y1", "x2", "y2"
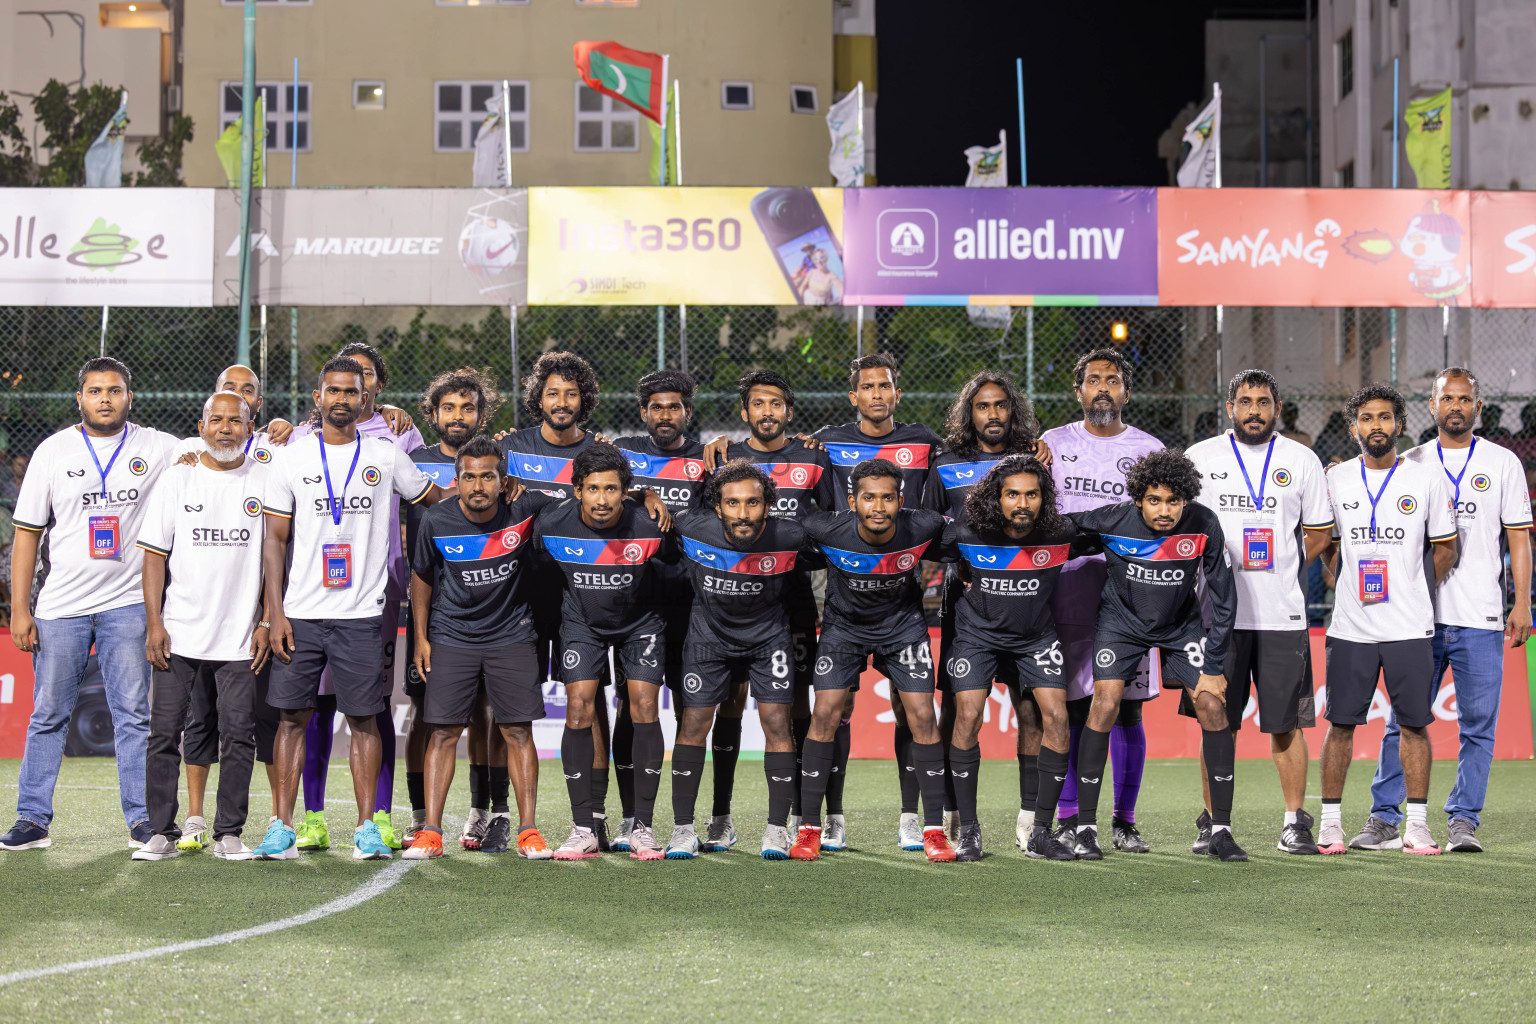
[{"x1": 876, "y1": 0, "x2": 1307, "y2": 187}]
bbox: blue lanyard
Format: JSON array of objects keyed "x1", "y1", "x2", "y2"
[
  {"x1": 1435, "y1": 438, "x2": 1475, "y2": 507},
  {"x1": 79, "y1": 425, "x2": 127, "y2": 499},
  {"x1": 1359, "y1": 457, "x2": 1401, "y2": 538},
  {"x1": 1228, "y1": 434, "x2": 1275, "y2": 513},
  {"x1": 317, "y1": 434, "x2": 361, "y2": 527}
]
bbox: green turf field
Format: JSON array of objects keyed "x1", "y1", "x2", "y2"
[{"x1": 2, "y1": 757, "x2": 1533, "y2": 1022}]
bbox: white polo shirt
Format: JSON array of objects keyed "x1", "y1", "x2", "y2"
[
  {"x1": 1188, "y1": 430, "x2": 1333, "y2": 632},
  {"x1": 1405, "y1": 437, "x2": 1533, "y2": 630},
  {"x1": 136, "y1": 457, "x2": 266, "y2": 662},
  {"x1": 262, "y1": 432, "x2": 431, "y2": 621},
  {"x1": 1326, "y1": 455, "x2": 1456, "y2": 644},
  {"x1": 14, "y1": 422, "x2": 178, "y2": 619}
]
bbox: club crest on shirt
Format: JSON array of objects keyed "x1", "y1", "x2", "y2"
[
  {"x1": 1272, "y1": 468, "x2": 1292, "y2": 486},
  {"x1": 622, "y1": 542, "x2": 645, "y2": 563},
  {"x1": 815, "y1": 656, "x2": 834, "y2": 675},
  {"x1": 1470, "y1": 473, "x2": 1491, "y2": 492},
  {"x1": 683, "y1": 673, "x2": 703, "y2": 693},
  {"x1": 128, "y1": 457, "x2": 149, "y2": 476},
  {"x1": 896, "y1": 552, "x2": 917, "y2": 570},
  {"x1": 252, "y1": 447, "x2": 272, "y2": 464},
  {"x1": 361, "y1": 466, "x2": 382, "y2": 486},
  {"x1": 790, "y1": 465, "x2": 809, "y2": 487},
  {"x1": 1032, "y1": 548, "x2": 1053, "y2": 567},
  {"x1": 563, "y1": 650, "x2": 580, "y2": 669},
  {"x1": 244, "y1": 497, "x2": 262, "y2": 517},
  {"x1": 1398, "y1": 495, "x2": 1417, "y2": 514},
  {"x1": 1116, "y1": 457, "x2": 1135, "y2": 474},
  {"x1": 1095, "y1": 649, "x2": 1116, "y2": 668},
  {"x1": 1175, "y1": 537, "x2": 1199, "y2": 558}
]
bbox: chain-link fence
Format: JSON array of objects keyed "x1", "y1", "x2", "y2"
[{"x1": 1, "y1": 301, "x2": 1533, "y2": 619}]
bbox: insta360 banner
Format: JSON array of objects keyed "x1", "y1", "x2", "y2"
[{"x1": 528, "y1": 186, "x2": 845, "y2": 305}]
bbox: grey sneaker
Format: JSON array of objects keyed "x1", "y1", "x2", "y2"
[
  {"x1": 897, "y1": 812, "x2": 923, "y2": 851},
  {"x1": 611, "y1": 816, "x2": 636, "y2": 853},
  {"x1": 942, "y1": 809, "x2": 960, "y2": 842},
  {"x1": 761, "y1": 824, "x2": 791, "y2": 860},
  {"x1": 1445, "y1": 818, "x2": 1483, "y2": 853},
  {"x1": 628, "y1": 822, "x2": 663, "y2": 861},
  {"x1": 821, "y1": 813, "x2": 847, "y2": 851},
  {"x1": 665, "y1": 824, "x2": 701, "y2": 860},
  {"x1": 131, "y1": 834, "x2": 179, "y2": 861},
  {"x1": 1112, "y1": 819, "x2": 1150, "y2": 853},
  {"x1": 1016, "y1": 809, "x2": 1035, "y2": 850},
  {"x1": 211, "y1": 835, "x2": 253, "y2": 860},
  {"x1": 787, "y1": 813, "x2": 802, "y2": 835},
  {"x1": 1191, "y1": 810, "x2": 1213, "y2": 854},
  {"x1": 703, "y1": 815, "x2": 738, "y2": 852},
  {"x1": 1349, "y1": 815, "x2": 1404, "y2": 851}
]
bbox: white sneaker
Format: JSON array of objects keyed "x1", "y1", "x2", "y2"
[
  {"x1": 1403, "y1": 821, "x2": 1442, "y2": 856},
  {"x1": 211, "y1": 835, "x2": 253, "y2": 860},
  {"x1": 552, "y1": 824, "x2": 600, "y2": 860},
  {"x1": 612, "y1": 816, "x2": 636, "y2": 853},
  {"x1": 628, "y1": 822, "x2": 663, "y2": 861},
  {"x1": 459, "y1": 807, "x2": 490, "y2": 850},
  {"x1": 821, "y1": 813, "x2": 847, "y2": 851},
  {"x1": 897, "y1": 812, "x2": 923, "y2": 851},
  {"x1": 131, "y1": 835, "x2": 179, "y2": 861},
  {"x1": 665, "y1": 824, "x2": 701, "y2": 860},
  {"x1": 761, "y1": 824, "x2": 791, "y2": 860},
  {"x1": 1016, "y1": 809, "x2": 1035, "y2": 850},
  {"x1": 703, "y1": 815, "x2": 737, "y2": 852},
  {"x1": 1317, "y1": 819, "x2": 1347, "y2": 855},
  {"x1": 787, "y1": 813, "x2": 802, "y2": 835},
  {"x1": 176, "y1": 816, "x2": 209, "y2": 852}
]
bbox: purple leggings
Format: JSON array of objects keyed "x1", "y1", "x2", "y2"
[
  {"x1": 1057, "y1": 721, "x2": 1147, "y2": 823},
  {"x1": 301, "y1": 699, "x2": 397, "y2": 814}
]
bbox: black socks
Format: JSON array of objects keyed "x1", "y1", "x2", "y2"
[
  {"x1": 764, "y1": 752, "x2": 797, "y2": 827},
  {"x1": 632, "y1": 721, "x2": 664, "y2": 827},
  {"x1": 1201, "y1": 727, "x2": 1235, "y2": 828},
  {"x1": 826, "y1": 720, "x2": 852, "y2": 816},
  {"x1": 489, "y1": 765, "x2": 510, "y2": 815},
  {"x1": 1018, "y1": 752, "x2": 1037, "y2": 812},
  {"x1": 1034, "y1": 746, "x2": 1069, "y2": 823},
  {"x1": 912, "y1": 741, "x2": 947, "y2": 828},
  {"x1": 799, "y1": 738, "x2": 834, "y2": 828},
  {"x1": 894, "y1": 723, "x2": 918, "y2": 814},
  {"x1": 710, "y1": 716, "x2": 743, "y2": 817},
  {"x1": 560, "y1": 726, "x2": 596, "y2": 830},
  {"x1": 468, "y1": 763, "x2": 489, "y2": 810},
  {"x1": 671, "y1": 743, "x2": 707, "y2": 826},
  {"x1": 1075, "y1": 727, "x2": 1111, "y2": 827},
  {"x1": 949, "y1": 744, "x2": 981, "y2": 827}
]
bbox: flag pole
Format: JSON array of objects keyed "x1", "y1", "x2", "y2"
[
  {"x1": 290, "y1": 58, "x2": 298, "y2": 187},
  {"x1": 672, "y1": 78, "x2": 683, "y2": 185},
  {"x1": 501, "y1": 79, "x2": 513, "y2": 186},
  {"x1": 658, "y1": 54, "x2": 670, "y2": 185},
  {"x1": 1212, "y1": 82, "x2": 1223, "y2": 188},
  {"x1": 1015, "y1": 57, "x2": 1026, "y2": 186},
  {"x1": 236, "y1": 0, "x2": 256, "y2": 367}
]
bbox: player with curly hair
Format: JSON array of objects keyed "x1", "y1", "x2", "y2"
[{"x1": 1067, "y1": 449, "x2": 1243, "y2": 861}]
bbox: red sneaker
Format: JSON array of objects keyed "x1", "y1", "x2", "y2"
[
  {"x1": 923, "y1": 828, "x2": 957, "y2": 863},
  {"x1": 789, "y1": 825, "x2": 822, "y2": 861}
]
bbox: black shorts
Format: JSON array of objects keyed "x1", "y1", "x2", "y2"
[
  {"x1": 404, "y1": 627, "x2": 426, "y2": 701},
  {"x1": 268, "y1": 617, "x2": 388, "y2": 718},
  {"x1": 423, "y1": 641, "x2": 544, "y2": 726},
  {"x1": 681, "y1": 634, "x2": 796, "y2": 707},
  {"x1": 814, "y1": 629, "x2": 934, "y2": 694},
  {"x1": 946, "y1": 634, "x2": 1066, "y2": 693},
  {"x1": 658, "y1": 599, "x2": 691, "y2": 692},
  {"x1": 1324, "y1": 636, "x2": 1435, "y2": 729},
  {"x1": 1179, "y1": 629, "x2": 1315, "y2": 733},
  {"x1": 1092, "y1": 622, "x2": 1207, "y2": 691},
  {"x1": 559, "y1": 623, "x2": 667, "y2": 686},
  {"x1": 790, "y1": 625, "x2": 818, "y2": 694}
]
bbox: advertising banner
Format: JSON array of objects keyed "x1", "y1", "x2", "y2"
[
  {"x1": 1469, "y1": 191, "x2": 1536, "y2": 307},
  {"x1": 846, "y1": 629, "x2": 1535, "y2": 762},
  {"x1": 0, "y1": 188, "x2": 214, "y2": 306},
  {"x1": 1158, "y1": 187, "x2": 1473, "y2": 307},
  {"x1": 527, "y1": 186, "x2": 845, "y2": 305},
  {"x1": 213, "y1": 187, "x2": 527, "y2": 306},
  {"x1": 843, "y1": 187, "x2": 1159, "y2": 306}
]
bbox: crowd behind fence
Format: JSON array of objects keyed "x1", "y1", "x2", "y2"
[{"x1": 0, "y1": 302, "x2": 1532, "y2": 621}]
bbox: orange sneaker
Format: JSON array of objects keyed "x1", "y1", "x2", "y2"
[
  {"x1": 789, "y1": 825, "x2": 822, "y2": 861},
  {"x1": 518, "y1": 827, "x2": 553, "y2": 860},
  {"x1": 403, "y1": 828, "x2": 444, "y2": 860},
  {"x1": 923, "y1": 828, "x2": 957, "y2": 863}
]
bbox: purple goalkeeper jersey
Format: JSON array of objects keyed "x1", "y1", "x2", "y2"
[{"x1": 1040, "y1": 419, "x2": 1163, "y2": 626}]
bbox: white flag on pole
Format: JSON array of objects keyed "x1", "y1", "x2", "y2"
[
  {"x1": 84, "y1": 90, "x2": 129, "y2": 187},
  {"x1": 826, "y1": 82, "x2": 865, "y2": 187},
  {"x1": 1176, "y1": 86, "x2": 1221, "y2": 188},
  {"x1": 472, "y1": 93, "x2": 507, "y2": 187},
  {"x1": 964, "y1": 130, "x2": 1007, "y2": 187}
]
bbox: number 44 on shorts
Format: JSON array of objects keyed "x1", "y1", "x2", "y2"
[{"x1": 896, "y1": 642, "x2": 933, "y2": 676}]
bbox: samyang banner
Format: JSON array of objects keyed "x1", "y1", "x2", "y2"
[
  {"x1": 1158, "y1": 187, "x2": 1473, "y2": 307},
  {"x1": 0, "y1": 187, "x2": 214, "y2": 306},
  {"x1": 1469, "y1": 191, "x2": 1536, "y2": 308},
  {"x1": 528, "y1": 186, "x2": 845, "y2": 305},
  {"x1": 842, "y1": 187, "x2": 1159, "y2": 306},
  {"x1": 213, "y1": 187, "x2": 527, "y2": 306}
]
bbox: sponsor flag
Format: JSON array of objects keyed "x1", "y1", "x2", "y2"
[
  {"x1": 1404, "y1": 86, "x2": 1452, "y2": 189},
  {"x1": 1177, "y1": 89, "x2": 1221, "y2": 187},
  {"x1": 472, "y1": 90, "x2": 508, "y2": 187},
  {"x1": 827, "y1": 82, "x2": 865, "y2": 187},
  {"x1": 83, "y1": 90, "x2": 129, "y2": 187},
  {"x1": 573, "y1": 40, "x2": 667, "y2": 122},
  {"x1": 964, "y1": 130, "x2": 1007, "y2": 187},
  {"x1": 214, "y1": 93, "x2": 266, "y2": 188},
  {"x1": 647, "y1": 81, "x2": 678, "y2": 185}
]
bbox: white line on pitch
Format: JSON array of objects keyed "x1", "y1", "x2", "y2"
[{"x1": 0, "y1": 859, "x2": 417, "y2": 986}]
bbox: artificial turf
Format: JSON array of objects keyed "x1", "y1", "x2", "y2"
[{"x1": 1, "y1": 756, "x2": 1532, "y2": 1022}]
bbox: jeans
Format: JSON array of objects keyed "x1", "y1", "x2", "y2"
[
  {"x1": 17, "y1": 604, "x2": 151, "y2": 831},
  {"x1": 1370, "y1": 624, "x2": 1504, "y2": 828},
  {"x1": 147, "y1": 656, "x2": 257, "y2": 840}
]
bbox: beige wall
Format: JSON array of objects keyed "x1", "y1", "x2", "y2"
[{"x1": 182, "y1": 0, "x2": 833, "y2": 188}]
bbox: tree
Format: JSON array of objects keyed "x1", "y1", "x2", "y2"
[
  {"x1": 31, "y1": 80, "x2": 125, "y2": 187},
  {"x1": 134, "y1": 113, "x2": 193, "y2": 186},
  {"x1": 0, "y1": 91, "x2": 33, "y2": 186}
]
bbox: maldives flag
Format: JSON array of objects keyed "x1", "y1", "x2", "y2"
[{"x1": 573, "y1": 41, "x2": 667, "y2": 123}]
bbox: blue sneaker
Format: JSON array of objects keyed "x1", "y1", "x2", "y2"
[
  {"x1": 0, "y1": 819, "x2": 51, "y2": 851},
  {"x1": 252, "y1": 819, "x2": 298, "y2": 860},
  {"x1": 353, "y1": 819, "x2": 393, "y2": 860}
]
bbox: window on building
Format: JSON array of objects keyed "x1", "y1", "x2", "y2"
[
  {"x1": 790, "y1": 84, "x2": 819, "y2": 114},
  {"x1": 436, "y1": 80, "x2": 529, "y2": 152},
  {"x1": 354, "y1": 81, "x2": 385, "y2": 109},
  {"x1": 573, "y1": 82, "x2": 639, "y2": 151},
  {"x1": 1338, "y1": 160, "x2": 1355, "y2": 188},
  {"x1": 221, "y1": 80, "x2": 310, "y2": 152},
  {"x1": 721, "y1": 81, "x2": 753, "y2": 110},
  {"x1": 1337, "y1": 28, "x2": 1353, "y2": 101}
]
